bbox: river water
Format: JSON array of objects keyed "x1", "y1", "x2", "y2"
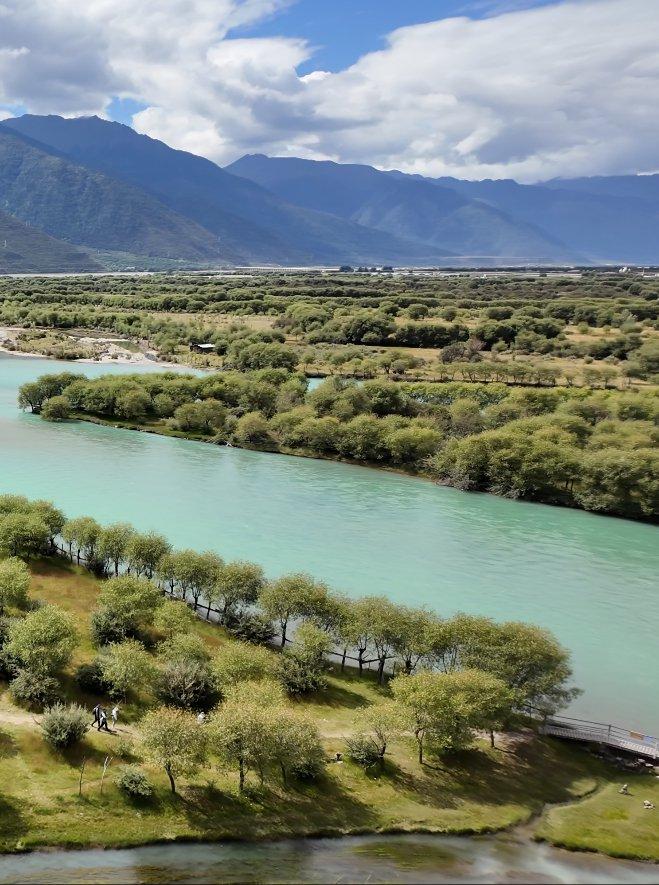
[
  {"x1": 0, "y1": 834, "x2": 657, "y2": 884},
  {"x1": 0, "y1": 354, "x2": 658, "y2": 732}
]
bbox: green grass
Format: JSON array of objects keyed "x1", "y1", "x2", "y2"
[
  {"x1": 536, "y1": 777, "x2": 659, "y2": 862},
  {"x1": 0, "y1": 559, "x2": 655, "y2": 860}
]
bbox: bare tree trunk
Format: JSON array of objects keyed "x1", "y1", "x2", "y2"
[
  {"x1": 166, "y1": 763, "x2": 176, "y2": 794},
  {"x1": 78, "y1": 758, "x2": 86, "y2": 796}
]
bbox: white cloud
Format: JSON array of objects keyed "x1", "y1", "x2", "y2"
[{"x1": 0, "y1": 0, "x2": 657, "y2": 180}]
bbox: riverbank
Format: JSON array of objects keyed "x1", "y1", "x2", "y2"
[{"x1": 1, "y1": 558, "x2": 658, "y2": 863}]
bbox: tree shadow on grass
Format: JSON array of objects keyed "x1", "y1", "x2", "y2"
[
  {"x1": 383, "y1": 737, "x2": 601, "y2": 815},
  {"x1": 179, "y1": 772, "x2": 378, "y2": 839},
  {"x1": 0, "y1": 728, "x2": 19, "y2": 759},
  {"x1": 0, "y1": 795, "x2": 28, "y2": 844}
]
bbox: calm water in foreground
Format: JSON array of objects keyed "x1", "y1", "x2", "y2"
[
  {"x1": 0, "y1": 834, "x2": 657, "y2": 884},
  {"x1": 1, "y1": 354, "x2": 658, "y2": 731}
]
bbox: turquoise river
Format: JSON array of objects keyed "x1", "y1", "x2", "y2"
[{"x1": 0, "y1": 353, "x2": 657, "y2": 732}]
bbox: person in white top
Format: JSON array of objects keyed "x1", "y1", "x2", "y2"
[{"x1": 111, "y1": 705, "x2": 119, "y2": 726}]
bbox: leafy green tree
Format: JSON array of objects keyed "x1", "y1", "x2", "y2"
[
  {"x1": 141, "y1": 707, "x2": 208, "y2": 794},
  {"x1": 100, "y1": 639, "x2": 157, "y2": 699},
  {"x1": 62, "y1": 516, "x2": 101, "y2": 565},
  {"x1": 7, "y1": 605, "x2": 78, "y2": 676},
  {"x1": 462, "y1": 621, "x2": 578, "y2": 714},
  {"x1": 211, "y1": 561, "x2": 264, "y2": 622},
  {"x1": 41, "y1": 395, "x2": 71, "y2": 421},
  {"x1": 270, "y1": 710, "x2": 324, "y2": 786},
  {"x1": 259, "y1": 573, "x2": 327, "y2": 647},
  {"x1": 154, "y1": 599, "x2": 196, "y2": 639},
  {"x1": 158, "y1": 632, "x2": 211, "y2": 665},
  {"x1": 0, "y1": 512, "x2": 50, "y2": 558},
  {"x1": 157, "y1": 658, "x2": 218, "y2": 711},
  {"x1": 98, "y1": 575, "x2": 163, "y2": 631},
  {"x1": 0, "y1": 557, "x2": 31, "y2": 613},
  {"x1": 391, "y1": 607, "x2": 435, "y2": 675},
  {"x1": 208, "y1": 681, "x2": 284, "y2": 791},
  {"x1": 174, "y1": 400, "x2": 226, "y2": 433},
  {"x1": 98, "y1": 523, "x2": 135, "y2": 576},
  {"x1": 232, "y1": 411, "x2": 273, "y2": 446},
  {"x1": 391, "y1": 670, "x2": 506, "y2": 762},
  {"x1": 127, "y1": 531, "x2": 171, "y2": 578},
  {"x1": 280, "y1": 622, "x2": 331, "y2": 695},
  {"x1": 213, "y1": 641, "x2": 277, "y2": 692},
  {"x1": 352, "y1": 699, "x2": 405, "y2": 768}
]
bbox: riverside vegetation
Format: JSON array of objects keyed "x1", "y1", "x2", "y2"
[
  {"x1": 0, "y1": 494, "x2": 657, "y2": 861},
  {"x1": 19, "y1": 368, "x2": 659, "y2": 521}
]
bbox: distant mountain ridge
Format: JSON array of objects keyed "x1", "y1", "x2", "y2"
[
  {"x1": 0, "y1": 209, "x2": 101, "y2": 273},
  {"x1": 0, "y1": 113, "x2": 657, "y2": 270},
  {"x1": 226, "y1": 155, "x2": 576, "y2": 264},
  {"x1": 4, "y1": 115, "x2": 451, "y2": 267}
]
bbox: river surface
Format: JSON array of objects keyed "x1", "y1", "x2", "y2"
[
  {"x1": 0, "y1": 354, "x2": 658, "y2": 731},
  {"x1": 0, "y1": 834, "x2": 657, "y2": 884}
]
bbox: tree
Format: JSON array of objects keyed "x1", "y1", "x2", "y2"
[
  {"x1": 270, "y1": 711, "x2": 324, "y2": 786},
  {"x1": 163, "y1": 550, "x2": 223, "y2": 610},
  {"x1": 98, "y1": 523, "x2": 135, "y2": 576},
  {"x1": 41, "y1": 395, "x2": 71, "y2": 421},
  {"x1": 280, "y1": 622, "x2": 331, "y2": 695},
  {"x1": 154, "y1": 599, "x2": 196, "y2": 639},
  {"x1": 61, "y1": 516, "x2": 101, "y2": 565},
  {"x1": 174, "y1": 400, "x2": 226, "y2": 433},
  {"x1": 31, "y1": 500, "x2": 65, "y2": 551},
  {"x1": 140, "y1": 707, "x2": 208, "y2": 794},
  {"x1": 0, "y1": 512, "x2": 50, "y2": 558},
  {"x1": 158, "y1": 632, "x2": 210, "y2": 665},
  {"x1": 208, "y1": 681, "x2": 284, "y2": 791},
  {"x1": 98, "y1": 575, "x2": 163, "y2": 632},
  {"x1": 99, "y1": 639, "x2": 157, "y2": 699},
  {"x1": 0, "y1": 557, "x2": 30, "y2": 613},
  {"x1": 212, "y1": 641, "x2": 277, "y2": 692},
  {"x1": 157, "y1": 658, "x2": 218, "y2": 711},
  {"x1": 259, "y1": 573, "x2": 325, "y2": 647},
  {"x1": 211, "y1": 561, "x2": 264, "y2": 622},
  {"x1": 386, "y1": 427, "x2": 442, "y2": 463},
  {"x1": 391, "y1": 607, "x2": 435, "y2": 675},
  {"x1": 391, "y1": 670, "x2": 509, "y2": 763},
  {"x1": 462, "y1": 621, "x2": 578, "y2": 714},
  {"x1": 127, "y1": 531, "x2": 171, "y2": 578},
  {"x1": 353, "y1": 699, "x2": 405, "y2": 769},
  {"x1": 232, "y1": 411, "x2": 273, "y2": 446},
  {"x1": 7, "y1": 605, "x2": 77, "y2": 676}
]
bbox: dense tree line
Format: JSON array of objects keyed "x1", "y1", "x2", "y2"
[
  {"x1": 19, "y1": 371, "x2": 659, "y2": 520},
  {"x1": 1, "y1": 271, "x2": 657, "y2": 378}
]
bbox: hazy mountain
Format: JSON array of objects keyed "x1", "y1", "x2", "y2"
[
  {"x1": 226, "y1": 155, "x2": 577, "y2": 263},
  {"x1": 0, "y1": 209, "x2": 101, "y2": 273},
  {"x1": 5, "y1": 115, "x2": 451, "y2": 266},
  {"x1": 0, "y1": 124, "x2": 233, "y2": 264},
  {"x1": 432, "y1": 175, "x2": 659, "y2": 264}
]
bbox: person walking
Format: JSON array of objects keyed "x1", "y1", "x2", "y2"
[
  {"x1": 98, "y1": 708, "x2": 111, "y2": 732},
  {"x1": 92, "y1": 703, "x2": 101, "y2": 727},
  {"x1": 111, "y1": 705, "x2": 119, "y2": 727}
]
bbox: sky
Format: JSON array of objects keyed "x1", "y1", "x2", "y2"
[{"x1": 0, "y1": 0, "x2": 657, "y2": 182}]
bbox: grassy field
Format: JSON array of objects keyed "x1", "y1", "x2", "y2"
[
  {"x1": 536, "y1": 779, "x2": 659, "y2": 861},
  {"x1": 0, "y1": 559, "x2": 657, "y2": 860}
]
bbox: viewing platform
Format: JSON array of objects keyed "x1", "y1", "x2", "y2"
[{"x1": 539, "y1": 714, "x2": 659, "y2": 760}]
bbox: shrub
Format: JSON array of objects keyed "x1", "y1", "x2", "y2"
[
  {"x1": 225, "y1": 611, "x2": 274, "y2": 645},
  {"x1": 345, "y1": 734, "x2": 382, "y2": 768},
  {"x1": 90, "y1": 608, "x2": 129, "y2": 646},
  {"x1": 74, "y1": 659, "x2": 113, "y2": 695},
  {"x1": 117, "y1": 766, "x2": 154, "y2": 800},
  {"x1": 40, "y1": 703, "x2": 89, "y2": 748},
  {"x1": 156, "y1": 659, "x2": 218, "y2": 711},
  {"x1": 10, "y1": 669, "x2": 61, "y2": 710}
]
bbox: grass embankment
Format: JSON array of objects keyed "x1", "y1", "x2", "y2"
[{"x1": 0, "y1": 559, "x2": 656, "y2": 859}]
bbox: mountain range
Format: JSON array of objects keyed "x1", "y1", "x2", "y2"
[{"x1": 0, "y1": 114, "x2": 657, "y2": 271}]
